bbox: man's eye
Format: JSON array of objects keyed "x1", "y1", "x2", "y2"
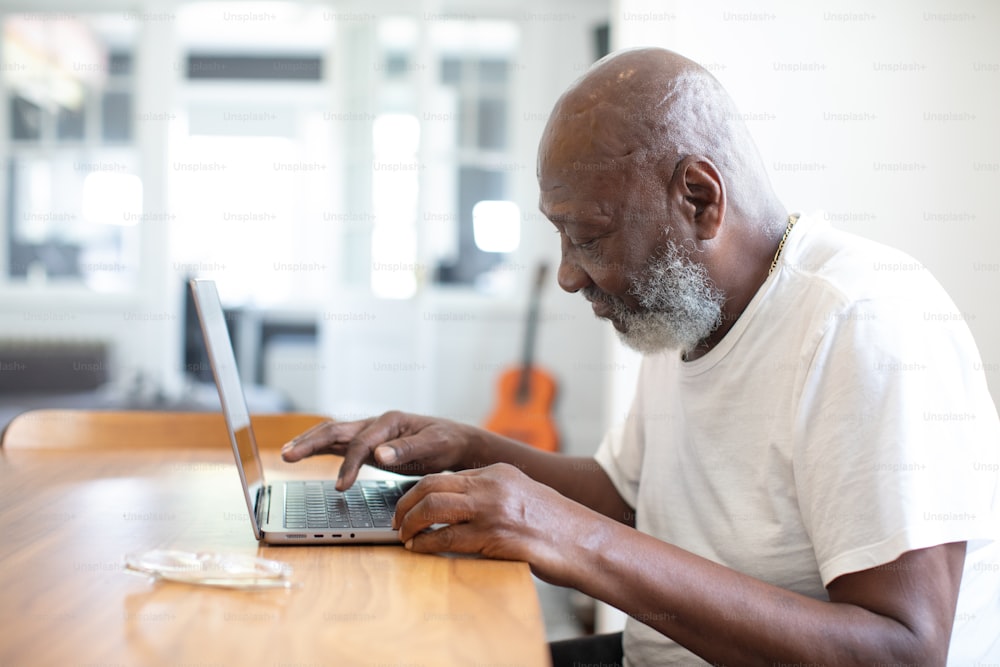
[{"x1": 577, "y1": 238, "x2": 599, "y2": 250}]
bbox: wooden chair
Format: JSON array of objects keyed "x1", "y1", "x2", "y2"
[{"x1": 0, "y1": 409, "x2": 329, "y2": 450}]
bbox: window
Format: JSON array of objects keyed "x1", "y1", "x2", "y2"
[
  {"x1": 368, "y1": 17, "x2": 522, "y2": 296},
  {"x1": 2, "y1": 13, "x2": 139, "y2": 291},
  {"x1": 167, "y1": 2, "x2": 334, "y2": 307}
]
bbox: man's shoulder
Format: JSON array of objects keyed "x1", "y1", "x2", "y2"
[
  {"x1": 762, "y1": 213, "x2": 975, "y2": 363},
  {"x1": 780, "y1": 213, "x2": 947, "y2": 309}
]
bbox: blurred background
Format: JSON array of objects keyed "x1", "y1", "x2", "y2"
[{"x1": 0, "y1": 0, "x2": 997, "y2": 640}]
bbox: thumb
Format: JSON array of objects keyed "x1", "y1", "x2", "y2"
[{"x1": 374, "y1": 444, "x2": 399, "y2": 465}]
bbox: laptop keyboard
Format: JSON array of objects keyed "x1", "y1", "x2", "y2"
[{"x1": 283, "y1": 480, "x2": 404, "y2": 530}]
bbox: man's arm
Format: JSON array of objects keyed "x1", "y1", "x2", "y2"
[
  {"x1": 393, "y1": 464, "x2": 965, "y2": 666},
  {"x1": 569, "y1": 517, "x2": 965, "y2": 665},
  {"x1": 280, "y1": 411, "x2": 635, "y2": 525}
]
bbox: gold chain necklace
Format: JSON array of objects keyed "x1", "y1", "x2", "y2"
[{"x1": 768, "y1": 214, "x2": 800, "y2": 276}]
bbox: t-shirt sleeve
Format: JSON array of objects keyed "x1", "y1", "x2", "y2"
[
  {"x1": 593, "y1": 422, "x2": 639, "y2": 510},
  {"x1": 594, "y1": 360, "x2": 655, "y2": 511},
  {"x1": 793, "y1": 294, "x2": 1000, "y2": 587}
]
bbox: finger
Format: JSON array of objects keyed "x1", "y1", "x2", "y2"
[
  {"x1": 391, "y1": 473, "x2": 470, "y2": 527},
  {"x1": 396, "y1": 491, "x2": 475, "y2": 542},
  {"x1": 281, "y1": 419, "x2": 370, "y2": 461},
  {"x1": 343, "y1": 443, "x2": 430, "y2": 484},
  {"x1": 403, "y1": 523, "x2": 480, "y2": 555},
  {"x1": 337, "y1": 411, "x2": 422, "y2": 491},
  {"x1": 335, "y1": 412, "x2": 415, "y2": 489},
  {"x1": 338, "y1": 414, "x2": 447, "y2": 489},
  {"x1": 279, "y1": 420, "x2": 330, "y2": 461},
  {"x1": 335, "y1": 441, "x2": 374, "y2": 490}
]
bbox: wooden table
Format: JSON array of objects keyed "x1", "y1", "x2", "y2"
[{"x1": 0, "y1": 446, "x2": 550, "y2": 666}]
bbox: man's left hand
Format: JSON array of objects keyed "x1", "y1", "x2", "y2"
[{"x1": 393, "y1": 462, "x2": 592, "y2": 585}]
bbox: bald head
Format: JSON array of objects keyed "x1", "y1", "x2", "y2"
[{"x1": 538, "y1": 47, "x2": 780, "y2": 229}]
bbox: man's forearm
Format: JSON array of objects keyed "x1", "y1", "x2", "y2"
[
  {"x1": 561, "y1": 515, "x2": 955, "y2": 666},
  {"x1": 458, "y1": 428, "x2": 634, "y2": 525}
]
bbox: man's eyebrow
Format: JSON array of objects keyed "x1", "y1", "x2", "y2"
[
  {"x1": 545, "y1": 212, "x2": 573, "y2": 225},
  {"x1": 537, "y1": 205, "x2": 574, "y2": 226},
  {"x1": 543, "y1": 208, "x2": 611, "y2": 224}
]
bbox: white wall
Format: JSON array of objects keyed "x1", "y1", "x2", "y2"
[
  {"x1": 318, "y1": 288, "x2": 609, "y2": 456},
  {"x1": 611, "y1": 0, "x2": 1000, "y2": 402}
]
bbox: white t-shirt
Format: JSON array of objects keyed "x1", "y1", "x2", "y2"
[{"x1": 594, "y1": 214, "x2": 1000, "y2": 666}]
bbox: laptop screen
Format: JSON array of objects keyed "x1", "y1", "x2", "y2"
[{"x1": 190, "y1": 279, "x2": 265, "y2": 529}]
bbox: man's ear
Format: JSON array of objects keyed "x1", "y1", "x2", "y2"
[{"x1": 667, "y1": 155, "x2": 726, "y2": 241}]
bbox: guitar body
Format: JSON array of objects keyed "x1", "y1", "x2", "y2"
[
  {"x1": 484, "y1": 366, "x2": 559, "y2": 452},
  {"x1": 483, "y1": 263, "x2": 560, "y2": 452}
]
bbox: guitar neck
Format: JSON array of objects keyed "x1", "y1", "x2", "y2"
[{"x1": 516, "y1": 264, "x2": 547, "y2": 401}]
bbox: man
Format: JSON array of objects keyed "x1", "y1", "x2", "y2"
[{"x1": 283, "y1": 48, "x2": 999, "y2": 665}]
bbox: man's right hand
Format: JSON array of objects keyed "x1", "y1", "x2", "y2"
[{"x1": 280, "y1": 411, "x2": 476, "y2": 491}]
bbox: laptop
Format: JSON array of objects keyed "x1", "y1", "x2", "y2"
[{"x1": 190, "y1": 278, "x2": 415, "y2": 544}]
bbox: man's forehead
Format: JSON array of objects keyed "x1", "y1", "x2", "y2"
[
  {"x1": 544, "y1": 105, "x2": 645, "y2": 161},
  {"x1": 538, "y1": 155, "x2": 630, "y2": 203}
]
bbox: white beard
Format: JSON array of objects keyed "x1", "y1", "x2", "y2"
[{"x1": 584, "y1": 240, "x2": 725, "y2": 354}]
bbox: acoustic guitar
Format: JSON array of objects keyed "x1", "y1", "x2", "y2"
[{"x1": 483, "y1": 263, "x2": 559, "y2": 452}]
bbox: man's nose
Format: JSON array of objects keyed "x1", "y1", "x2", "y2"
[{"x1": 557, "y1": 253, "x2": 591, "y2": 294}]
